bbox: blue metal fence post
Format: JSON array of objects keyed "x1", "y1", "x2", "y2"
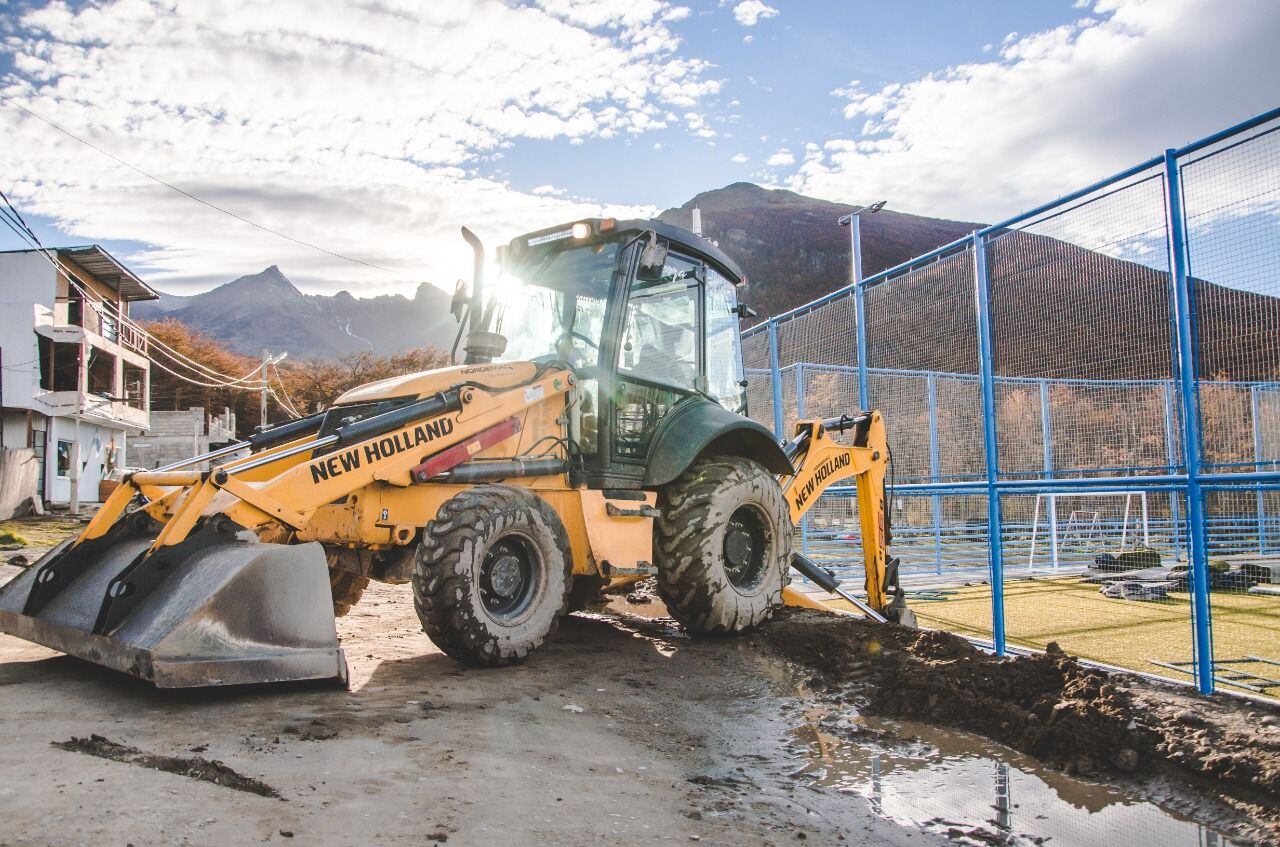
[
  {"x1": 1163, "y1": 381, "x2": 1183, "y2": 555},
  {"x1": 972, "y1": 233, "x2": 1006, "y2": 655},
  {"x1": 1163, "y1": 148, "x2": 1214, "y2": 695},
  {"x1": 767, "y1": 318, "x2": 784, "y2": 439},
  {"x1": 1252, "y1": 386, "x2": 1268, "y2": 553},
  {"x1": 854, "y1": 280, "x2": 870, "y2": 410},
  {"x1": 927, "y1": 373, "x2": 944, "y2": 574},
  {"x1": 1041, "y1": 379, "x2": 1059, "y2": 572}
]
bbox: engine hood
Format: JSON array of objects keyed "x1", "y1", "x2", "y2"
[{"x1": 331, "y1": 361, "x2": 541, "y2": 405}]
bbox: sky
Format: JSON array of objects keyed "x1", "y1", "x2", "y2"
[{"x1": 0, "y1": 0, "x2": 1277, "y2": 298}]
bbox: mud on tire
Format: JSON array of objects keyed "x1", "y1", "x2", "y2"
[
  {"x1": 655, "y1": 457, "x2": 792, "y2": 635},
  {"x1": 413, "y1": 485, "x2": 572, "y2": 667}
]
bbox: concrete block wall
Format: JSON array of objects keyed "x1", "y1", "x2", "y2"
[{"x1": 129, "y1": 407, "x2": 242, "y2": 470}]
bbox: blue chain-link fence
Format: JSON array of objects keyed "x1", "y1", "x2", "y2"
[{"x1": 742, "y1": 108, "x2": 1280, "y2": 699}]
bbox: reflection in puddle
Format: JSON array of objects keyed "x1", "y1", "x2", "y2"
[{"x1": 792, "y1": 715, "x2": 1237, "y2": 847}]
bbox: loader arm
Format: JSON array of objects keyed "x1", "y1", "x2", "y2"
[
  {"x1": 0, "y1": 364, "x2": 576, "y2": 687},
  {"x1": 780, "y1": 411, "x2": 907, "y2": 621}
]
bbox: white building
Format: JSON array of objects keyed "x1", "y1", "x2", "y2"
[{"x1": 0, "y1": 246, "x2": 155, "y2": 506}]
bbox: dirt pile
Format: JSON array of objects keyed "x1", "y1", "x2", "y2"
[
  {"x1": 758, "y1": 611, "x2": 1280, "y2": 808},
  {"x1": 53, "y1": 735, "x2": 282, "y2": 798}
]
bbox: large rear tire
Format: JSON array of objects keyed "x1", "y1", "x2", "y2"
[
  {"x1": 655, "y1": 456, "x2": 792, "y2": 635},
  {"x1": 413, "y1": 485, "x2": 572, "y2": 667}
]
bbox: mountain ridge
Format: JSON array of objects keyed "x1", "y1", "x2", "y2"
[{"x1": 134, "y1": 267, "x2": 456, "y2": 359}]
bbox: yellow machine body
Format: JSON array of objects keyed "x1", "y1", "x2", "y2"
[{"x1": 0, "y1": 216, "x2": 904, "y2": 688}]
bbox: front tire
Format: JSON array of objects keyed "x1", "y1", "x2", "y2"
[
  {"x1": 325, "y1": 546, "x2": 370, "y2": 618},
  {"x1": 413, "y1": 485, "x2": 572, "y2": 667},
  {"x1": 655, "y1": 457, "x2": 792, "y2": 635}
]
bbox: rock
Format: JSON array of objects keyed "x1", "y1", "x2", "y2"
[
  {"x1": 563, "y1": 704, "x2": 585, "y2": 714},
  {"x1": 1174, "y1": 709, "x2": 1204, "y2": 726},
  {"x1": 279, "y1": 830, "x2": 294, "y2": 838},
  {"x1": 1113, "y1": 748, "x2": 1140, "y2": 771},
  {"x1": 1045, "y1": 641, "x2": 1064, "y2": 655}
]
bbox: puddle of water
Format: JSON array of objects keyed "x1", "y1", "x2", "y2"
[
  {"x1": 791, "y1": 713, "x2": 1239, "y2": 847},
  {"x1": 603, "y1": 596, "x2": 670, "y2": 620}
]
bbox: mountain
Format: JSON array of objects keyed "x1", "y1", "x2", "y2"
[
  {"x1": 132, "y1": 184, "x2": 1278, "y2": 382},
  {"x1": 133, "y1": 267, "x2": 457, "y2": 359},
  {"x1": 657, "y1": 182, "x2": 982, "y2": 317},
  {"x1": 662, "y1": 183, "x2": 1279, "y2": 383}
]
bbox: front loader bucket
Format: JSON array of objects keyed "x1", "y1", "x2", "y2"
[{"x1": 0, "y1": 538, "x2": 347, "y2": 688}]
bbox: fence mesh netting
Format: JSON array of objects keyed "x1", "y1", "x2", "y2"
[{"x1": 741, "y1": 115, "x2": 1280, "y2": 698}]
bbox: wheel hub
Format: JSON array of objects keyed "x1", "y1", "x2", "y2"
[
  {"x1": 723, "y1": 506, "x2": 768, "y2": 591},
  {"x1": 487, "y1": 555, "x2": 523, "y2": 598},
  {"x1": 479, "y1": 535, "x2": 541, "y2": 621},
  {"x1": 724, "y1": 529, "x2": 753, "y2": 569}
]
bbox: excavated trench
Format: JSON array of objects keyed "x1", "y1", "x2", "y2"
[{"x1": 750, "y1": 608, "x2": 1280, "y2": 845}]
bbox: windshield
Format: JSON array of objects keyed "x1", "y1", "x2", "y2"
[{"x1": 494, "y1": 240, "x2": 622, "y2": 366}]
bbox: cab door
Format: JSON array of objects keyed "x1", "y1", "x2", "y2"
[{"x1": 605, "y1": 250, "x2": 704, "y2": 476}]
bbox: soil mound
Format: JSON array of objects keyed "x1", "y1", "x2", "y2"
[{"x1": 758, "y1": 611, "x2": 1280, "y2": 808}]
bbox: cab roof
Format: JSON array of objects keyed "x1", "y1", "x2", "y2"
[{"x1": 509, "y1": 218, "x2": 746, "y2": 286}]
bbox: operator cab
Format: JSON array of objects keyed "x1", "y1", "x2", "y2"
[{"x1": 460, "y1": 218, "x2": 752, "y2": 489}]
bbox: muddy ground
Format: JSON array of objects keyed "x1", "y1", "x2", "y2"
[
  {"x1": 760, "y1": 610, "x2": 1280, "y2": 844},
  {"x1": 0, "y1": 557, "x2": 1276, "y2": 845}
]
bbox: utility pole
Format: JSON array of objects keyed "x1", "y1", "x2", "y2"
[
  {"x1": 69, "y1": 345, "x2": 82, "y2": 517},
  {"x1": 260, "y1": 348, "x2": 270, "y2": 430}
]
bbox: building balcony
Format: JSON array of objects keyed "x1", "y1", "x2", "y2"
[{"x1": 34, "y1": 389, "x2": 149, "y2": 431}]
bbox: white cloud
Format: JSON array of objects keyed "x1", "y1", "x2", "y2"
[
  {"x1": 0, "y1": 0, "x2": 713, "y2": 295},
  {"x1": 730, "y1": 153, "x2": 748, "y2": 163},
  {"x1": 742, "y1": 34, "x2": 753, "y2": 43},
  {"x1": 765, "y1": 149, "x2": 795, "y2": 167},
  {"x1": 790, "y1": 0, "x2": 1280, "y2": 223},
  {"x1": 732, "y1": 1, "x2": 778, "y2": 27}
]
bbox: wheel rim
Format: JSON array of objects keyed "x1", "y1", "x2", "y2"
[
  {"x1": 723, "y1": 505, "x2": 769, "y2": 591},
  {"x1": 479, "y1": 533, "x2": 543, "y2": 623}
]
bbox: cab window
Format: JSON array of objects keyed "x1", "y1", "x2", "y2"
[
  {"x1": 617, "y1": 254, "x2": 699, "y2": 391},
  {"x1": 704, "y1": 268, "x2": 747, "y2": 413}
]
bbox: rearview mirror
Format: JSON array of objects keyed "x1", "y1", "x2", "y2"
[
  {"x1": 450, "y1": 279, "x2": 468, "y2": 323},
  {"x1": 639, "y1": 231, "x2": 668, "y2": 275}
]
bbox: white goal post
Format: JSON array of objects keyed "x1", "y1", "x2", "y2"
[{"x1": 1026, "y1": 491, "x2": 1150, "y2": 571}]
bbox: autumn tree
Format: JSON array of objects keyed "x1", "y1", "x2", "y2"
[{"x1": 140, "y1": 319, "x2": 449, "y2": 437}]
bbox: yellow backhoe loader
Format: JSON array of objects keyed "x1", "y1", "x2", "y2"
[{"x1": 0, "y1": 218, "x2": 913, "y2": 687}]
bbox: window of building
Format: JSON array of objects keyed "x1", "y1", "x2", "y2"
[
  {"x1": 39, "y1": 337, "x2": 81, "y2": 392},
  {"x1": 56, "y1": 440, "x2": 72, "y2": 477},
  {"x1": 87, "y1": 347, "x2": 117, "y2": 397},
  {"x1": 123, "y1": 362, "x2": 147, "y2": 409}
]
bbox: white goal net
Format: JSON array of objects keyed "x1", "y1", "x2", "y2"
[{"x1": 1025, "y1": 491, "x2": 1150, "y2": 571}]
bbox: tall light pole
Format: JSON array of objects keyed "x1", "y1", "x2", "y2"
[
  {"x1": 838, "y1": 201, "x2": 886, "y2": 412},
  {"x1": 836, "y1": 199, "x2": 886, "y2": 286}
]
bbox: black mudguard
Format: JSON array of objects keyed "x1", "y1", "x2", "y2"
[{"x1": 642, "y1": 399, "x2": 792, "y2": 487}]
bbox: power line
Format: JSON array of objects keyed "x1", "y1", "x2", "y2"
[
  {"x1": 0, "y1": 204, "x2": 270, "y2": 389},
  {"x1": 1, "y1": 95, "x2": 408, "y2": 279},
  {"x1": 268, "y1": 360, "x2": 304, "y2": 418},
  {"x1": 0, "y1": 190, "x2": 266, "y2": 387}
]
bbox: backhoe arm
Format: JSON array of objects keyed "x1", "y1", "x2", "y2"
[{"x1": 780, "y1": 412, "x2": 913, "y2": 625}]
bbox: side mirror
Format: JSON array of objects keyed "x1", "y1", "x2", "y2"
[
  {"x1": 639, "y1": 232, "x2": 668, "y2": 275},
  {"x1": 450, "y1": 279, "x2": 468, "y2": 323}
]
